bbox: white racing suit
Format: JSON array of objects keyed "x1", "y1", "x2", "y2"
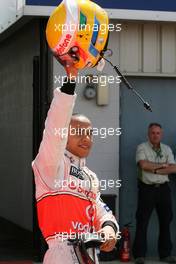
[{"x1": 32, "y1": 88, "x2": 119, "y2": 264}]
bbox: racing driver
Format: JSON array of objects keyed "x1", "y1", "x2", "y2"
[{"x1": 32, "y1": 57, "x2": 119, "y2": 263}]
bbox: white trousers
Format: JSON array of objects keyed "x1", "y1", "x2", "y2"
[{"x1": 43, "y1": 240, "x2": 99, "y2": 264}]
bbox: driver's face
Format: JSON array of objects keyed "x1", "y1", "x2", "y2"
[{"x1": 66, "y1": 118, "x2": 93, "y2": 158}]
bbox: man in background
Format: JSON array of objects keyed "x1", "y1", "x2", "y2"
[{"x1": 133, "y1": 123, "x2": 176, "y2": 264}]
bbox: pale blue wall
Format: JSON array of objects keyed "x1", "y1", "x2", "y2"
[{"x1": 120, "y1": 77, "x2": 176, "y2": 256}]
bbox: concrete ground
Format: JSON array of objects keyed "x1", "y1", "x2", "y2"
[
  {"x1": 0, "y1": 258, "x2": 170, "y2": 263},
  {"x1": 0, "y1": 260, "x2": 169, "y2": 264},
  {"x1": 0, "y1": 259, "x2": 170, "y2": 264},
  {"x1": 100, "y1": 262, "x2": 165, "y2": 264},
  {"x1": 34, "y1": 260, "x2": 168, "y2": 264}
]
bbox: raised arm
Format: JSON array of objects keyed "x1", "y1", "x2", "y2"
[{"x1": 32, "y1": 65, "x2": 78, "y2": 188}]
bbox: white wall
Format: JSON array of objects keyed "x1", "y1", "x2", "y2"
[
  {"x1": 0, "y1": 0, "x2": 24, "y2": 33},
  {"x1": 119, "y1": 21, "x2": 176, "y2": 76}
]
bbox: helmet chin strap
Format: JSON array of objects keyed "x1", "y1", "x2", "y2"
[
  {"x1": 99, "y1": 49, "x2": 152, "y2": 112},
  {"x1": 54, "y1": 46, "x2": 80, "y2": 66}
]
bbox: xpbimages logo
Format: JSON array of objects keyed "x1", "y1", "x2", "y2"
[
  {"x1": 54, "y1": 126, "x2": 122, "y2": 139},
  {"x1": 54, "y1": 229, "x2": 122, "y2": 241},
  {"x1": 54, "y1": 74, "x2": 121, "y2": 86},
  {"x1": 54, "y1": 23, "x2": 122, "y2": 34},
  {"x1": 54, "y1": 178, "x2": 122, "y2": 191}
]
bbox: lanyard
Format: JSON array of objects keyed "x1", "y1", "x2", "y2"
[{"x1": 153, "y1": 147, "x2": 163, "y2": 159}]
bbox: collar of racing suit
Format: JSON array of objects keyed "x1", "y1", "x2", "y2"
[
  {"x1": 65, "y1": 150, "x2": 100, "y2": 198},
  {"x1": 64, "y1": 150, "x2": 86, "y2": 168}
]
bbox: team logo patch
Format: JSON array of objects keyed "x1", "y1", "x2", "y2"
[
  {"x1": 86, "y1": 205, "x2": 96, "y2": 221},
  {"x1": 104, "y1": 205, "x2": 110, "y2": 212},
  {"x1": 70, "y1": 165, "x2": 84, "y2": 180}
]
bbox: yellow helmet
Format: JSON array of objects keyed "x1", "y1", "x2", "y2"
[{"x1": 46, "y1": 0, "x2": 109, "y2": 69}]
